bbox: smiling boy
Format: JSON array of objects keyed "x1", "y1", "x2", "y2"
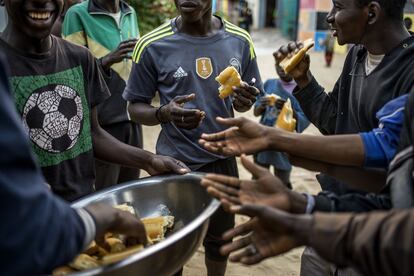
[{"x1": 0, "y1": 0, "x2": 189, "y2": 202}]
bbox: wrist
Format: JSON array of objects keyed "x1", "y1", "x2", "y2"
[
  {"x1": 101, "y1": 56, "x2": 113, "y2": 70},
  {"x1": 288, "y1": 190, "x2": 308, "y2": 214},
  {"x1": 138, "y1": 150, "x2": 155, "y2": 172},
  {"x1": 295, "y1": 71, "x2": 312, "y2": 89},
  {"x1": 158, "y1": 104, "x2": 171, "y2": 123},
  {"x1": 289, "y1": 214, "x2": 313, "y2": 245},
  {"x1": 156, "y1": 104, "x2": 170, "y2": 124}
]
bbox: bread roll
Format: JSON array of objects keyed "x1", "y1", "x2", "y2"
[
  {"x1": 275, "y1": 98, "x2": 296, "y2": 132},
  {"x1": 101, "y1": 244, "x2": 144, "y2": 265},
  {"x1": 215, "y1": 66, "x2": 241, "y2": 99},
  {"x1": 69, "y1": 253, "x2": 100, "y2": 270},
  {"x1": 279, "y1": 39, "x2": 314, "y2": 74},
  {"x1": 142, "y1": 216, "x2": 175, "y2": 243}
]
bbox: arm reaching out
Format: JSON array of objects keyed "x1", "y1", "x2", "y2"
[
  {"x1": 200, "y1": 117, "x2": 365, "y2": 167},
  {"x1": 91, "y1": 107, "x2": 190, "y2": 175}
]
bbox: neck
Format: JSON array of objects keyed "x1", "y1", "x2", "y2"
[
  {"x1": 1, "y1": 24, "x2": 52, "y2": 54},
  {"x1": 95, "y1": 0, "x2": 120, "y2": 13},
  {"x1": 363, "y1": 21, "x2": 410, "y2": 55},
  {"x1": 280, "y1": 78, "x2": 293, "y2": 84},
  {"x1": 177, "y1": 10, "x2": 219, "y2": 36}
]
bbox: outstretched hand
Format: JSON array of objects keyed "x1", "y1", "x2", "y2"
[
  {"x1": 146, "y1": 155, "x2": 190, "y2": 175},
  {"x1": 220, "y1": 204, "x2": 312, "y2": 265},
  {"x1": 199, "y1": 117, "x2": 270, "y2": 156},
  {"x1": 201, "y1": 155, "x2": 301, "y2": 213}
]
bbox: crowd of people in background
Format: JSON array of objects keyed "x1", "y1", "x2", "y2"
[{"x1": 1, "y1": 0, "x2": 414, "y2": 276}]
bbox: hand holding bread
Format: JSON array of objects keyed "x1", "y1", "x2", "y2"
[{"x1": 274, "y1": 40, "x2": 313, "y2": 88}]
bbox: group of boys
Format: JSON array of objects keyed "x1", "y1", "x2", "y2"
[{"x1": 2, "y1": 0, "x2": 414, "y2": 275}]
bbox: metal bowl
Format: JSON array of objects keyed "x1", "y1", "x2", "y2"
[{"x1": 70, "y1": 173, "x2": 220, "y2": 276}]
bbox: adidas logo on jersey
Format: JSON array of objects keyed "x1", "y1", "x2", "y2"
[{"x1": 173, "y1": 67, "x2": 188, "y2": 79}]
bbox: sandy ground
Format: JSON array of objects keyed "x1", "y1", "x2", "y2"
[{"x1": 140, "y1": 29, "x2": 346, "y2": 276}]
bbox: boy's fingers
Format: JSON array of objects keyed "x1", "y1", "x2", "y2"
[
  {"x1": 240, "y1": 155, "x2": 269, "y2": 179},
  {"x1": 203, "y1": 173, "x2": 242, "y2": 188}
]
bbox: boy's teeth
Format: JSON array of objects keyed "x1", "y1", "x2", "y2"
[{"x1": 28, "y1": 12, "x2": 51, "y2": 20}]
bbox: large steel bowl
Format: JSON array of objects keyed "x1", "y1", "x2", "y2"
[{"x1": 70, "y1": 173, "x2": 220, "y2": 276}]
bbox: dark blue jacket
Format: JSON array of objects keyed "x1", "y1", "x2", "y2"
[{"x1": 0, "y1": 55, "x2": 85, "y2": 275}]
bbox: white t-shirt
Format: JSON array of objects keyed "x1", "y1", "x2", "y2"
[
  {"x1": 108, "y1": 11, "x2": 121, "y2": 26},
  {"x1": 365, "y1": 52, "x2": 385, "y2": 75}
]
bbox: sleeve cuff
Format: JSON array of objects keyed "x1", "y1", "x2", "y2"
[
  {"x1": 303, "y1": 193, "x2": 316, "y2": 214},
  {"x1": 313, "y1": 193, "x2": 335, "y2": 212},
  {"x1": 75, "y1": 207, "x2": 96, "y2": 250}
]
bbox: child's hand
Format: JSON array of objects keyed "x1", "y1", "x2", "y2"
[{"x1": 260, "y1": 97, "x2": 272, "y2": 107}]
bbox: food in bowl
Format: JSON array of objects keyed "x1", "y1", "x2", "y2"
[{"x1": 52, "y1": 204, "x2": 175, "y2": 275}]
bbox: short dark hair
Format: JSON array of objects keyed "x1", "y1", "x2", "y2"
[{"x1": 355, "y1": 0, "x2": 407, "y2": 20}]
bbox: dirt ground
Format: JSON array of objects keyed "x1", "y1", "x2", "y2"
[{"x1": 140, "y1": 29, "x2": 346, "y2": 276}]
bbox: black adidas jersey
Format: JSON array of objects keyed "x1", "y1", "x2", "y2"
[{"x1": 123, "y1": 16, "x2": 264, "y2": 168}]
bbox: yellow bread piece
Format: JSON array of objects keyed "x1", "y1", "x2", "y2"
[
  {"x1": 114, "y1": 203, "x2": 136, "y2": 215},
  {"x1": 142, "y1": 215, "x2": 175, "y2": 243},
  {"x1": 105, "y1": 237, "x2": 126, "y2": 253},
  {"x1": 215, "y1": 66, "x2": 241, "y2": 99},
  {"x1": 52, "y1": 266, "x2": 75, "y2": 276},
  {"x1": 266, "y1": 94, "x2": 280, "y2": 106},
  {"x1": 69, "y1": 253, "x2": 100, "y2": 270},
  {"x1": 280, "y1": 39, "x2": 314, "y2": 74},
  {"x1": 275, "y1": 99, "x2": 296, "y2": 132},
  {"x1": 101, "y1": 244, "x2": 144, "y2": 266}
]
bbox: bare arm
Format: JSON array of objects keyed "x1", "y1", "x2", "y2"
[
  {"x1": 290, "y1": 156, "x2": 386, "y2": 192},
  {"x1": 127, "y1": 95, "x2": 205, "y2": 130},
  {"x1": 200, "y1": 117, "x2": 365, "y2": 167},
  {"x1": 91, "y1": 107, "x2": 189, "y2": 175},
  {"x1": 127, "y1": 101, "x2": 159, "y2": 126},
  {"x1": 268, "y1": 128, "x2": 365, "y2": 166}
]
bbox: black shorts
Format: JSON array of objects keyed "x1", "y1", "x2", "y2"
[{"x1": 195, "y1": 157, "x2": 238, "y2": 262}]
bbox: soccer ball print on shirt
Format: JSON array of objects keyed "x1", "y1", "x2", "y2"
[
  {"x1": 11, "y1": 66, "x2": 93, "y2": 167},
  {"x1": 22, "y1": 84, "x2": 83, "y2": 153}
]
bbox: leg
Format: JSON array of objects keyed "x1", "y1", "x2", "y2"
[
  {"x1": 203, "y1": 206, "x2": 234, "y2": 276},
  {"x1": 274, "y1": 169, "x2": 292, "y2": 189},
  {"x1": 196, "y1": 157, "x2": 238, "y2": 276}
]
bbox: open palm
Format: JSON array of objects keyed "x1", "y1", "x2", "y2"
[
  {"x1": 221, "y1": 205, "x2": 309, "y2": 265},
  {"x1": 199, "y1": 117, "x2": 270, "y2": 156}
]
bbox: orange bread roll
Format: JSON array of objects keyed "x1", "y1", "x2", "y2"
[
  {"x1": 142, "y1": 215, "x2": 174, "y2": 243},
  {"x1": 215, "y1": 66, "x2": 241, "y2": 99},
  {"x1": 266, "y1": 94, "x2": 280, "y2": 106},
  {"x1": 279, "y1": 39, "x2": 314, "y2": 74},
  {"x1": 275, "y1": 99, "x2": 296, "y2": 132}
]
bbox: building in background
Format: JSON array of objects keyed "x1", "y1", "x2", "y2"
[
  {"x1": 297, "y1": 0, "x2": 347, "y2": 54},
  {"x1": 274, "y1": 0, "x2": 299, "y2": 40}
]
